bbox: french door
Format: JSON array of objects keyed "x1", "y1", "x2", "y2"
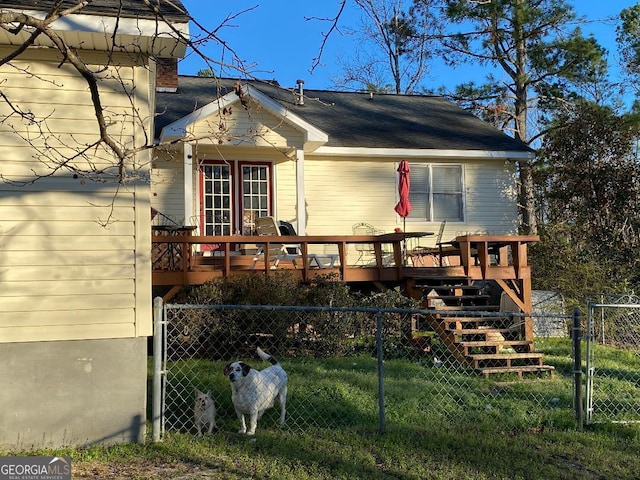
[{"x1": 199, "y1": 161, "x2": 272, "y2": 237}]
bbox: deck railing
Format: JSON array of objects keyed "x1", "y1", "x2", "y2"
[
  {"x1": 152, "y1": 231, "x2": 538, "y2": 284},
  {"x1": 152, "y1": 233, "x2": 414, "y2": 283}
]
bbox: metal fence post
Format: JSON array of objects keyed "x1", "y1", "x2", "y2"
[
  {"x1": 376, "y1": 309, "x2": 386, "y2": 434},
  {"x1": 152, "y1": 296, "x2": 164, "y2": 442},
  {"x1": 572, "y1": 307, "x2": 583, "y2": 430}
]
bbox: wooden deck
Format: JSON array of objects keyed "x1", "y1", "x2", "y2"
[
  {"x1": 152, "y1": 231, "x2": 538, "y2": 309},
  {"x1": 152, "y1": 231, "x2": 553, "y2": 378}
]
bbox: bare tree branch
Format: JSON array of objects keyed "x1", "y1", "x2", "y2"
[
  {"x1": 307, "y1": 1, "x2": 347, "y2": 74},
  {"x1": 0, "y1": 2, "x2": 266, "y2": 188}
]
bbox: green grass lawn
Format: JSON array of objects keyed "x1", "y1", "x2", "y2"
[
  {"x1": 25, "y1": 419, "x2": 640, "y2": 479},
  {"x1": 7, "y1": 339, "x2": 640, "y2": 479}
]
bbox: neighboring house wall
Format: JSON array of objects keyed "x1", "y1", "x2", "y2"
[{"x1": 0, "y1": 48, "x2": 152, "y2": 448}]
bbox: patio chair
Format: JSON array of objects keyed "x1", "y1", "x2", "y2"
[
  {"x1": 409, "y1": 220, "x2": 452, "y2": 266},
  {"x1": 277, "y1": 220, "x2": 298, "y2": 253},
  {"x1": 251, "y1": 216, "x2": 322, "y2": 269},
  {"x1": 352, "y1": 222, "x2": 380, "y2": 265},
  {"x1": 434, "y1": 219, "x2": 447, "y2": 246},
  {"x1": 151, "y1": 207, "x2": 180, "y2": 228},
  {"x1": 279, "y1": 219, "x2": 340, "y2": 266}
]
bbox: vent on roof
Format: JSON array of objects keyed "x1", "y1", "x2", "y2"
[{"x1": 295, "y1": 79, "x2": 304, "y2": 106}]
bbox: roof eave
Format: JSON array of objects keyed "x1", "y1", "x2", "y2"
[
  {"x1": 310, "y1": 146, "x2": 535, "y2": 160},
  {"x1": 0, "y1": 9, "x2": 189, "y2": 56}
]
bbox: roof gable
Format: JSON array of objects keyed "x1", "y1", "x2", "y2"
[{"x1": 159, "y1": 82, "x2": 328, "y2": 150}]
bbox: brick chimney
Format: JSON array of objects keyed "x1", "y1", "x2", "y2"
[{"x1": 156, "y1": 57, "x2": 178, "y2": 92}]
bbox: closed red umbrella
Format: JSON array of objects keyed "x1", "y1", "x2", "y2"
[
  {"x1": 394, "y1": 160, "x2": 412, "y2": 262},
  {"x1": 394, "y1": 160, "x2": 412, "y2": 221}
]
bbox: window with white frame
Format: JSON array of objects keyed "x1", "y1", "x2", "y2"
[
  {"x1": 408, "y1": 164, "x2": 464, "y2": 221},
  {"x1": 201, "y1": 163, "x2": 232, "y2": 235}
]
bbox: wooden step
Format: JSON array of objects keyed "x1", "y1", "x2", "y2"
[
  {"x1": 449, "y1": 327, "x2": 518, "y2": 337},
  {"x1": 460, "y1": 340, "x2": 532, "y2": 355},
  {"x1": 429, "y1": 305, "x2": 500, "y2": 311},
  {"x1": 441, "y1": 316, "x2": 507, "y2": 321},
  {"x1": 461, "y1": 338, "x2": 531, "y2": 345},
  {"x1": 477, "y1": 365, "x2": 556, "y2": 379},
  {"x1": 428, "y1": 294, "x2": 491, "y2": 303},
  {"x1": 469, "y1": 352, "x2": 543, "y2": 360},
  {"x1": 468, "y1": 352, "x2": 544, "y2": 369},
  {"x1": 410, "y1": 275, "x2": 471, "y2": 282},
  {"x1": 440, "y1": 316, "x2": 515, "y2": 330},
  {"x1": 432, "y1": 285, "x2": 484, "y2": 294}
]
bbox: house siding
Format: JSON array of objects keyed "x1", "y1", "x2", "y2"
[
  {"x1": 301, "y1": 155, "x2": 519, "y2": 246},
  {"x1": 189, "y1": 102, "x2": 305, "y2": 149},
  {"x1": 273, "y1": 157, "x2": 297, "y2": 224},
  {"x1": 464, "y1": 160, "x2": 519, "y2": 234},
  {"x1": 0, "y1": 48, "x2": 152, "y2": 343},
  {"x1": 152, "y1": 147, "x2": 188, "y2": 224}
]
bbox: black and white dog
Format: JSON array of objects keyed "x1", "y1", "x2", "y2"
[{"x1": 223, "y1": 347, "x2": 288, "y2": 435}]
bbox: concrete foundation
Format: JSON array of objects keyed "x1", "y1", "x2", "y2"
[{"x1": 0, "y1": 337, "x2": 147, "y2": 450}]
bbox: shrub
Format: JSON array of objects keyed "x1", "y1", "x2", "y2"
[{"x1": 171, "y1": 272, "x2": 420, "y2": 358}]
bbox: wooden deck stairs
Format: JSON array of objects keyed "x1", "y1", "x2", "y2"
[{"x1": 412, "y1": 281, "x2": 555, "y2": 379}]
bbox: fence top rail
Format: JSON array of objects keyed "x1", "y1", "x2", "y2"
[
  {"x1": 588, "y1": 303, "x2": 640, "y2": 308},
  {"x1": 160, "y1": 301, "x2": 568, "y2": 318},
  {"x1": 163, "y1": 303, "x2": 421, "y2": 314}
]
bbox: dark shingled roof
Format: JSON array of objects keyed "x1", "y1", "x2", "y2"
[
  {"x1": 0, "y1": 0, "x2": 189, "y2": 22},
  {"x1": 156, "y1": 76, "x2": 534, "y2": 153}
]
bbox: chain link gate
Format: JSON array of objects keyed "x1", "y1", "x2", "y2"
[
  {"x1": 152, "y1": 299, "x2": 576, "y2": 440},
  {"x1": 585, "y1": 295, "x2": 640, "y2": 425}
]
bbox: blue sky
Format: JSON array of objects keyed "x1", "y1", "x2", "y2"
[{"x1": 179, "y1": 1, "x2": 638, "y2": 93}]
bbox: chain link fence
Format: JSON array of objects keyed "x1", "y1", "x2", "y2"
[
  {"x1": 585, "y1": 295, "x2": 640, "y2": 425},
  {"x1": 151, "y1": 299, "x2": 583, "y2": 439}
]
